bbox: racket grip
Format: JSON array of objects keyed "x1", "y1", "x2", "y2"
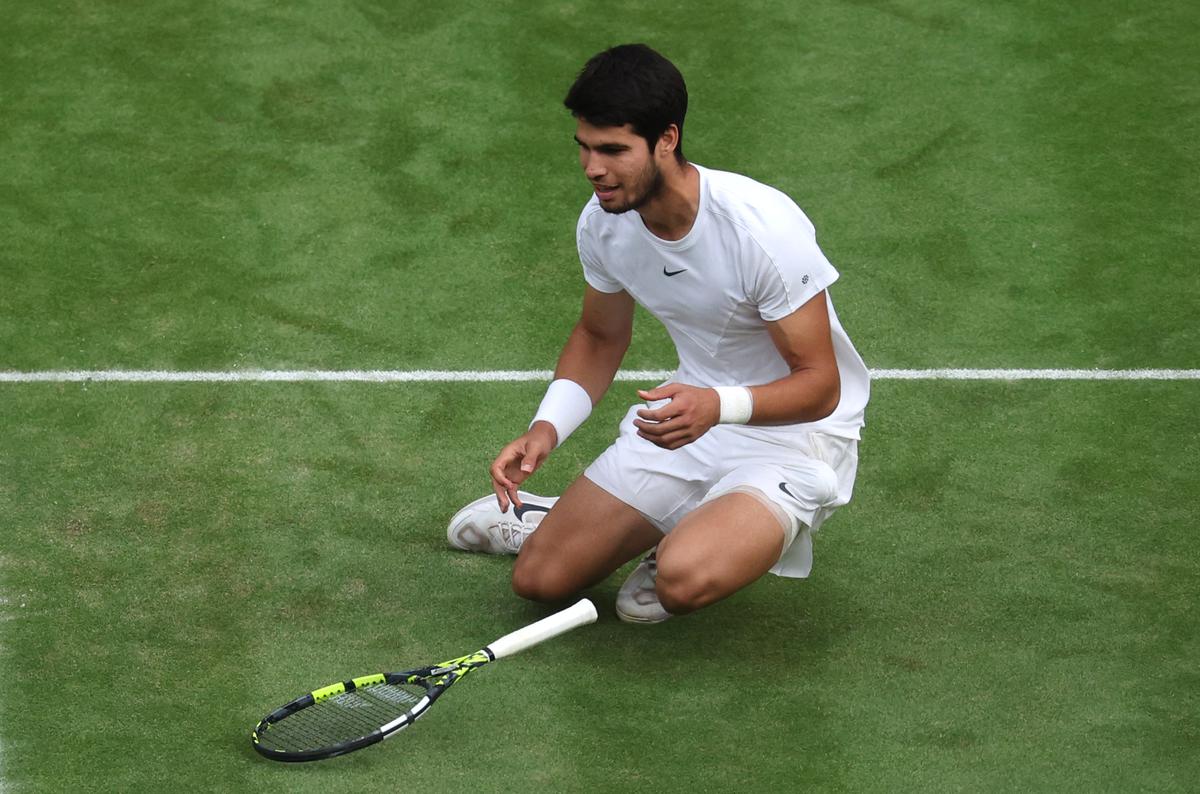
[{"x1": 486, "y1": 598, "x2": 598, "y2": 660}]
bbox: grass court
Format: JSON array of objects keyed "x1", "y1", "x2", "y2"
[{"x1": 1, "y1": 1, "x2": 1197, "y2": 791}]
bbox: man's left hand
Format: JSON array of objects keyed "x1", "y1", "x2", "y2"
[{"x1": 633, "y1": 383, "x2": 721, "y2": 449}]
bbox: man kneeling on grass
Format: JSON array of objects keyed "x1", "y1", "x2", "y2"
[{"x1": 448, "y1": 43, "x2": 870, "y2": 624}]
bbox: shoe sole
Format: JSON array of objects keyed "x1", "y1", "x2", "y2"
[{"x1": 615, "y1": 606, "x2": 671, "y2": 625}]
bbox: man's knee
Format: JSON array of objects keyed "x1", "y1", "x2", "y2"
[
  {"x1": 511, "y1": 553, "x2": 579, "y2": 603},
  {"x1": 654, "y1": 555, "x2": 717, "y2": 615}
]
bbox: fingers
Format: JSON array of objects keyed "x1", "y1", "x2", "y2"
[
  {"x1": 490, "y1": 480, "x2": 523, "y2": 513},
  {"x1": 633, "y1": 414, "x2": 681, "y2": 437},
  {"x1": 637, "y1": 383, "x2": 680, "y2": 403},
  {"x1": 510, "y1": 447, "x2": 548, "y2": 508},
  {"x1": 519, "y1": 426, "x2": 555, "y2": 479},
  {"x1": 635, "y1": 424, "x2": 695, "y2": 449},
  {"x1": 490, "y1": 444, "x2": 525, "y2": 512},
  {"x1": 633, "y1": 383, "x2": 717, "y2": 449},
  {"x1": 520, "y1": 448, "x2": 542, "y2": 475},
  {"x1": 491, "y1": 468, "x2": 516, "y2": 512},
  {"x1": 636, "y1": 384, "x2": 682, "y2": 422},
  {"x1": 633, "y1": 413, "x2": 696, "y2": 448},
  {"x1": 635, "y1": 384, "x2": 691, "y2": 425},
  {"x1": 491, "y1": 481, "x2": 512, "y2": 513},
  {"x1": 489, "y1": 426, "x2": 556, "y2": 510}
]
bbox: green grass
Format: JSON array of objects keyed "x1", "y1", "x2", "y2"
[
  {"x1": 1, "y1": 0, "x2": 1198, "y2": 791},
  {"x1": 2, "y1": 383, "x2": 1197, "y2": 791}
]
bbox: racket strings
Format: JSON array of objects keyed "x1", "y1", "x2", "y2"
[{"x1": 258, "y1": 683, "x2": 426, "y2": 752}]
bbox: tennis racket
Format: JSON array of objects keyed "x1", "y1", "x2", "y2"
[{"x1": 251, "y1": 598, "x2": 598, "y2": 762}]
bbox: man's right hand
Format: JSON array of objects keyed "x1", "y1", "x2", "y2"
[{"x1": 490, "y1": 421, "x2": 558, "y2": 511}]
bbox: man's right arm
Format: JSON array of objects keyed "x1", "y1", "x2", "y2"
[
  {"x1": 548, "y1": 285, "x2": 635, "y2": 407},
  {"x1": 491, "y1": 286, "x2": 634, "y2": 509}
]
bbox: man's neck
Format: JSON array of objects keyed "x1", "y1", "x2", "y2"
[{"x1": 638, "y1": 162, "x2": 700, "y2": 241}]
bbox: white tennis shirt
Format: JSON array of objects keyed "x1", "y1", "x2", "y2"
[{"x1": 576, "y1": 164, "x2": 869, "y2": 440}]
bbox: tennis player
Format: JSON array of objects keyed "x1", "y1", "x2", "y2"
[{"x1": 448, "y1": 43, "x2": 870, "y2": 623}]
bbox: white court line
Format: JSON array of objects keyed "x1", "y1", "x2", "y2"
[
  {"x1": 0, "y1": 368, "x2": 1198, "y2": 383},
  {"x1": 868, "y1": 368, "x2": 1200, "y2": 380}
]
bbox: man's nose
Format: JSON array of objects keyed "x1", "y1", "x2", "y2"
[{"x1": 583, "y1": 153, "x2": 605, "y2": 180}]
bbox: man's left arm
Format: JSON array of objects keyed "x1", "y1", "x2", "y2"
[
  {"x1": 748, "y1": 289, "x2": 841, "y2": 424},
  {"x1": 633, "y1": 291, "x2": 839, "y2": 448}
]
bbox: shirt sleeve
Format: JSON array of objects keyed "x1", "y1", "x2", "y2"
[
  {"x1": 576, "y1": 207, "x2": 624, "y2": 293},
  {"x1": 745, "y1": 223, "x2": 841, "y2": 322}
]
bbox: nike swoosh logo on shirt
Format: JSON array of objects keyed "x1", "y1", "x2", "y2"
[{"x1": 663, "y1": 267, "x2": 688, "y2": 277}]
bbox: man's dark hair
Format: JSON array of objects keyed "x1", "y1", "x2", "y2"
[{"x1": 564, "y1": 44, "x2": 688, "y2": 163}]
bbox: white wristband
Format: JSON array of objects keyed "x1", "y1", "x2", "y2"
[
  {"x1": 713, "y1": 386, "x2": 754, "y2": 425},
  {"x1": 530, "y1": 379, "x2": 593, "y2": 447}
]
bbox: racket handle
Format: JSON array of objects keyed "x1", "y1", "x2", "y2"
[{"x1": 485, "y1": 598, "x2": 598, "y2": 660}]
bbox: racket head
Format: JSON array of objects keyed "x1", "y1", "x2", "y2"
[
  {"x1": 251, "y1": 672, "x2": 436, "y2": 762},
  {"x1": 251, "y1": 651, "x2": 491, "y2": 762}
]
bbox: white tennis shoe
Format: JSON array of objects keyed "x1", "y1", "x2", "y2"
[
  {"x1": 616, "y1": 553, "x2": 671, "y2": 624},
  {"x1": 446, "y1": 492, "x2": 557, "y2": 555}
]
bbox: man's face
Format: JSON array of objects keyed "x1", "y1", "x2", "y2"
[{"x1": 574, "y1": 119, "x2": 663, "y2": 214}]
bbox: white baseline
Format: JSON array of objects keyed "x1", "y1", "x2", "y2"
[{"x1": 0, "y1": 368, "x2": 1198, "y2": 383}]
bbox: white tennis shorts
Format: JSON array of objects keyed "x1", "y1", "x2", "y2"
[{"x1": 584, "y1": 404, "x2": 859, "y2": 578}]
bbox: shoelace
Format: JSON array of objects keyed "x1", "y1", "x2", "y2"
[{"x1": 494, "y1": 519, "x2": 534, "y2": 548}]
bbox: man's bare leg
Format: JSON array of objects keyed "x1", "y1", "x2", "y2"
[
  {"x1": 654, "y1": 492, "x2": 788, "y2": 615},
  {"x1": 512, "y1": 476, "x2": 662, "y2": 602}
]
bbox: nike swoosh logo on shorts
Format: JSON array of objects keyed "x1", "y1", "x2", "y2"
[{"x1": 778, "y1": 482, "x2": 804, "y2": 502}]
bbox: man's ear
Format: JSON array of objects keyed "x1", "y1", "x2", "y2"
[{"x1": 656, "y1": 124, "x2": 680, "y2": 160}]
